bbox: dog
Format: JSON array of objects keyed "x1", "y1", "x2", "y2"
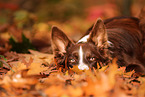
[{"x1": 51, "y1": 16, "x2": 145, "y2": 73}]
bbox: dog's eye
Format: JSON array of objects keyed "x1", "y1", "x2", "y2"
[
  {"x1": 70, "y1": 59, "x2": 76, "y2": 63},
  {"x1": 88, "y1": 57, "x2": 96, "y2": 62}
]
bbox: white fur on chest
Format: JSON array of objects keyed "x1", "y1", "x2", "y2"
[
  {"x1": 77, "y1": 34, "x2": 90, "y2": 43},
  {"x1": 78, "y1": 46, "x2": 89, "y2": 70},
  {"x1": 77, "y1": 34, "x2": 113, "y2": 46}
]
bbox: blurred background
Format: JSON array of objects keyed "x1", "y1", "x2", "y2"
[{"x1": 0, "y1": 0, "x2": 145, "y2": 54}]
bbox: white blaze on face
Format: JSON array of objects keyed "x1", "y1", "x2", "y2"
[{"x1": 78, "y1": 46, "x2": 89, "y2": 70}]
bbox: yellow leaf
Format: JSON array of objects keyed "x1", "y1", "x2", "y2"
[
  {"x1": 27, "y1": 63, "x2": 48, "y2": 75},
  {"x1": 44, "y1": 85, "x2": 65, "y2": 97},
  {"x1": 33, "y1": 23, "x2": 49, "y2": 32},
  {"x1": 107, "y1": 59, "x2": 118, "y2": 87},
  {"x1": 83, "y1": 72, "x2": 112, "y2": 97},
  {"x1": 123, "y1": 70, "x2": 135, "y2": 78},
  {"x1": 137, "y1": 82, "x2": 145, "y2": 97},
  {"x1": 29, "y1": 49, "x2": 54, "y2": 64},
  {"x1": 67, "y1": 86, "x2": 83, "y2": 96},
  {"x1": 99, "y1": 65, "x2": 109, "y2": 72},
  {"x1": 7, "y1": 62, "x2": 27, "y2": 75}
]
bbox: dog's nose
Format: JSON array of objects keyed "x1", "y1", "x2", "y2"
[{"x1": 78, "y1": 64, "x2": 89, "y2": 70}]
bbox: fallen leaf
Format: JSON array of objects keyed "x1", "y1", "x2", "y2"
[{"x1": 27, "y1": 63, "x2": 48, "y2": 75}]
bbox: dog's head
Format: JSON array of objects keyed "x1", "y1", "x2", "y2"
[{"x1": 51, "y1": 19, "x2": 113, "y2": 70}]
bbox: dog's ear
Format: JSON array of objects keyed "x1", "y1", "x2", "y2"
[
  {"x1": 88, "y1": 18, "x2": 108, "y2": 48},
  {"x1": 51, "y1": 26, "x2": 74, "y2": 55}
]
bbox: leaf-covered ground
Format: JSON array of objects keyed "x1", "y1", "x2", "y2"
[
  {"x1": 0, "y1": 1, "x2": 145, "y2": 96},
  {"x1": 0, "y1": 50, "x2": 145, "y2": 97}
]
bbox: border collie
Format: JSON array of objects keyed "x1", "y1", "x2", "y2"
[{"x1": 51, "y1": 17, "x2": 145, "y2": 73}]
